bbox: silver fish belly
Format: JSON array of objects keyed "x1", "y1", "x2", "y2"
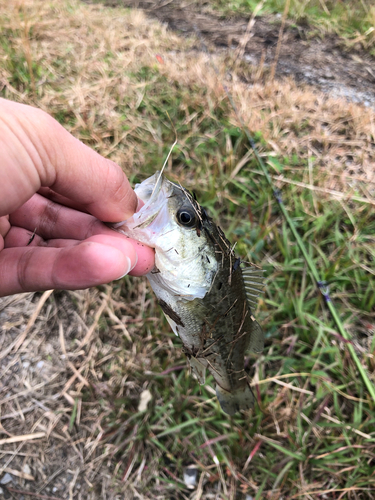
[{"x1": 115, "y1": 172, "x2": 264, "y2": 415}]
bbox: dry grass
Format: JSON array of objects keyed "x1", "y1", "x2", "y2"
[
  {"x1": 0, "y1": 0, "x2": 375, "y2": 498},
  {"x1": 1, "y1": 0, "x2": 374, "y2": 191}
]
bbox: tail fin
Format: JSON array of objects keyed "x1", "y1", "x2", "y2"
[{"x1": 215, "y1": 382, "x2": 254, "y2": 415}]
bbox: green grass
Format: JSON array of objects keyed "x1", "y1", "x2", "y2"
[
  {"x1": 1, "y1": 0, "x2": 374, "y2": 497},
  {"x1": 83, "y1": 63, "x2": 374, "y2": 495},
  {"x1": 92, "y1": 66, "x2": 375, "y2": 496},
  {"x1": 205, "y1": 0, "x2": 375, "y2": 53}
]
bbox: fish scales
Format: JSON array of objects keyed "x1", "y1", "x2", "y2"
[
  {"x1": 114, "y1": 172, "x2": 264, "y2": 415},
  {"x1": 188, "y1": 222, "x2": 262, "y2": 414}
]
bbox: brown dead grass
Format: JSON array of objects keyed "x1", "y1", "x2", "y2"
[
  {"x1": 1, "y1": 0, "x2": 374, "y2": 192},
  {"x1": 0, "y1": 281, "x2": 166, "y2": 498},
  {"x1": 0, "y1": 0, "x2": 375, "y2": 498}
]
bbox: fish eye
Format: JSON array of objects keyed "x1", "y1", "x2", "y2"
[{"x1": 176, "y1": 208, "x2": 197, "y2": 228}]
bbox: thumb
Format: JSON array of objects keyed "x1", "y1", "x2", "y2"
[{"x1": 0, "y1": 98, "x2": 136, "y2": 222}]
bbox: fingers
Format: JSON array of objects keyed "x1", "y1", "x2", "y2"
[
  {"x1": 0, "y1": 235, "x2": 139, "y2": 297},
  {"x1": 0, "y1": 99, "x2": 137, "y2": 221},
  {"x1": 4, "y1": 227, "x2": 155, "y2": 278},
  {"x1": 6, "y1": 193, "x2": 155, "y2": 277},
  {"x1": 0, "y1": 98, "x2": 156, "y2": 296},
  {"x1": 9, "y1": 193, "x2": 116, "y2": 241}
]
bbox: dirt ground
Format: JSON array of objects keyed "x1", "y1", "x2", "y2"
[
  {"x1": 100, "y1": 0, "x2": 375, "y2": 108},
  {"x1": 0, "y1": 289, "x2": 118, "y2": 499},
  {"x1": 0, "y1": 281, "x2": 155, "y2": 499}
]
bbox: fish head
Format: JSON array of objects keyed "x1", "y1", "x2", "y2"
[{"x1": 114, "y1": 172, "x2": 218, "y2": 300}]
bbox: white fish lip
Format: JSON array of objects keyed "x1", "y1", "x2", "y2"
[{"x1": 111, "y1": 172, "x2": 169, "y2": 242}]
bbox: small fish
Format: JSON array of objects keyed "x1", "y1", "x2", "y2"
[{"x1": 114, "y1": 172, "x2": 264, "y2": 415}]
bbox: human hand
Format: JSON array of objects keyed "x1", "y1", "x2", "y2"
[{"x1": 0, "y1": 98, "x2": 155, "y2": 297}]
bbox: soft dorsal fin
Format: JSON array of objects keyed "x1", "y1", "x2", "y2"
[
  {"x1": 241, "y1": 266, "x2": 265, "y2": 309},
  {"x1": 241, "y1": 266, "x2": 265, "y2": 354}
]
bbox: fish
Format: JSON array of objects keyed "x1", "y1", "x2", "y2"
[{"x1": 114, "y1": 172, "x2": 264, "y2": 415}]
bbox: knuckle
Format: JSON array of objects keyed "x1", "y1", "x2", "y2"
[
  {"x1": 17, "y1": 247, "x2": 34, "y2": 292},
  {"x1": 84, "y1": 218, "x2": 102, "y2": 240}
]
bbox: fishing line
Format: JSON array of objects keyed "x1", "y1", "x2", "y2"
[
  {"x1": 194, "y1": 24, "x2": 375, "y2": 404},
  {"x1": 151, "y1": 111, "x2": 177, "y2": 199}
]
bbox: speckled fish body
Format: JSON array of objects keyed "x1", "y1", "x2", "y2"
[{"x1": 115, "y1": 172, "x2": 264, "y2": 415}]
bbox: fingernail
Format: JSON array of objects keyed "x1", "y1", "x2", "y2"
[
  {"x1": 110, "y1": 221, "x2": 125, "y2": 229},
  {"x1": 108, "y1": 199, "x2": 143, "y2": 228},
  {"x1": 131, "y1": 253, "x2": 138, "y2": 270},
  {"x1": 115, "y1": 254, "x2": 138, "y2": 280}
]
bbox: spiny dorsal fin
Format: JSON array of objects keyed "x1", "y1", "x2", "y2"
[{"x1": 241, "y1": 266, "x2": 265, "y2": 309}]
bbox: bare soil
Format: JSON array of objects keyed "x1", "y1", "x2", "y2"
[
  {"x1": 99, "y1": 0, "x2": 375, "y2": 107},
  {"x1": 0, "y1": 290, "x2": 116, "y2": 499}
]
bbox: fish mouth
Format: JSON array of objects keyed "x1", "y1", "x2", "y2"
[
  {"x1": 112, "y1": 172, "x2": 172, "y2": 245},
  {"x1": 135, "y1": 171, "x2": 164, "y2": 206}
]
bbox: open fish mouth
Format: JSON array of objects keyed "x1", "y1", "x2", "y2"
[{"x1": 112, "y1": 172, "x2": 171, "y2": 244}]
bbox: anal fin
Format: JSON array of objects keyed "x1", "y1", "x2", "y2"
[
  {"x1": 216, "y1": 382, "x2": 254, "y2": 415},
  {"x1": 188, "y1": 357, "x2": 207, "y2": 384}
]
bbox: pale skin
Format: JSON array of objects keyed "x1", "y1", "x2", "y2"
[{"x1": 0, "y1": 98, "x2": 155, "y2": 297}]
